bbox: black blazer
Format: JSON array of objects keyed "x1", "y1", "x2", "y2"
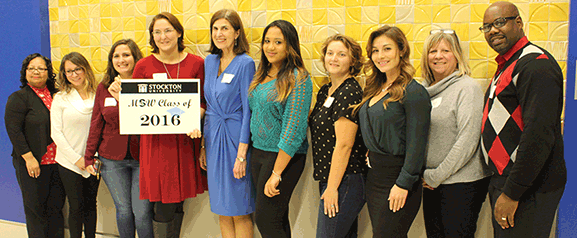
[{"x1": 5, "y1": 85, "x2": 55, "y2": 163}]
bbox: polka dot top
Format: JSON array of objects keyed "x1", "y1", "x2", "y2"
[{"x1": 309, "y1": 78, "x2": 368, "y2": 182}]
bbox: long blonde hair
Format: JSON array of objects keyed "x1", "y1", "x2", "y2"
[
  {"x1": 249, "y1": 20, "x2": 309, "y2": 102},
  {"x1": 353, "y1": 25, "x2": 414, "y2": 115},
  {"x1": 57, "y1": 52, "x2": 98, "y2": 95}
]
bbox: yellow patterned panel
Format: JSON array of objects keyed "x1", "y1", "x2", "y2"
[
  {"x1": 470, "y1": 4, "x2": 488, "y2": 23},
  {"x1": 313, "y1": 9, "x2": 328, "y2": 25},
  {"x1": 345, "y1": 0, "x2": 361, "y2": 7},
  {"x1": 301, "y1": 43, "x2": 313, "y2": 60},
  {"x1": 268, "y1": 0, "x2": 281, "y2": 10},
  {"x1": 379, "y1": 0, "x2": 396, "y2": 5},
  {"x1": 363, "y1": 0, "x2": 378, "y2": 6},
  {"x1": 469, "y1": 41, "x2": 488, "y2": 60},
  {"x1": 548, "y1": 22, "x2": 568, "y2": 41},
  {"x1": 345, "y1": 24, "x2": 361, "y2": 41},
  {"x1": 345, "y1": 7, "x2": 361, "y2": 24},
  {"x1": 528, "y1": 23, "x2": 548, "y2": 41},
  {"x1": 135, "y1": 17, "x2": 147, "y2": 31},
  {"x1": 529, "y1": 3, "x2": 548, "y2": 22},
  {"x1": 379, "y1": 7, "x2": 395, "y2": 24},
  {"x1": 432, "y1": 5, "x2": 450, "y2": 23},
  {"x1": 101, "y1": 18, "x2": 111, "y2": 32},
  {"x1": 414, "y1": 59, "x2": 422, "y2": 78},
  {"x1": 550, "y1": 3, "x2": 569, "y2": 22},
  {"x1": 432, "y1": 0, "x2": 451, "y2": 4},
  {"x1": 414, "y1": 24, "x2": 432, "y2": 41},
  {"x1": 469, "y1": 23, "x2": 484, "y2": 41},
  {"x1": 282, "y1": 0, "x2": 296, "y2": 9},
  {"x1": 312, "y1": 26, "x2": 328, "y2": 42},
  {"x1": 328, "y1": 0, "x2": 344, "y2": 8},
  {"x1": 100, "y1": 3, "x2": 111, "y2": 17},
  {"x1": 361, "y1": 24, "x2": 379, "y2": 41},
  {"x1": 282, "y1": 11, "x2": 297, "y2": 24},
  {"x1": 197, "y1": 29, "x2": 210, "y2": 44},
  {"x1": 414, "y1": 5, "x2": 431, "y2": 23},
  {"x1": 413, "y1": 42, "x2": 424, "y2": 60},
  {"x1": 312, "y1": 42, "x2": 323, "y2": 59},
  {"x1": 171, "y1": 0, "x2": 183, "y2": 14},
  {"x1": 50, "y1": 7, "x2": 59, "y2": 21},
  {"x1": 251, "y1": 28, "x2": 264, "y2": 44},
  {"x1": 59, "y1": 0, "x2": 78, "y2": 6},
  {"x1": 451, "y1": 5, "x2": 470, "y2": 23},
  {"x1": 452, "y1": 0, "x2": 469, "y2": 4},
  {"x1": 313, "y1": 0, "x2": 327, "y2": 8},
  {"x1": 134, "y1": 31, "x2": 148, "y2": 46},
  {"x1": 184, "y1": 30, "x2": 195, "y2": 44},
  {"x1": 266, "y1": 11, "x2": 282, "y2": 23},
  {"x1": 396, "y1": 6, "x2": 414, "y2": 23},
  {"x1": 238, "y1": 0, "x2": 251, "y2": 11},
  {"x1": 69, "y1": 20, "x2": 79, "y2": 33},
  {"x1": 327, "y1": 8, "x2": 345, "y2": 25},
  {"x1": 470, "y1": 59, "x2": 489, "y2": 78},
  {"x1": 146, "y1": 1, "x2": 160, "y2": 15},
  {"x1": 396, "y1": 23, "x2": 414, "y2": 41},
  {"x1": 362, "y1": 6, "x2": 379, "y2": 24},
  {"x1": 252, "y1": 0, "x2": 266, "y2": 11},
  {"x1": 297, "y1": 9, "x2": 313, "y2": 25}
]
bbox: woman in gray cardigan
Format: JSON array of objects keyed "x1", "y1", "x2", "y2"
[{"x1": 420, "y1": 29, "x2": 491, "y2": 238}]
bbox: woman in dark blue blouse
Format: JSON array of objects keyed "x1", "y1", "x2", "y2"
[{"x1": 353, "y1": 25, "x2": 431, "y2": 238}]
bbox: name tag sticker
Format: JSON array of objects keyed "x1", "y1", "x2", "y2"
[
  {"x1": 153, "y1": 73, "x2": 168, "y2": 80},
  {"x1": 431, "y1": 97, "x2": 442, "y2": 108},
  {"x1": 323, "y1": 97, "x2": 335, "y2": 108},
  {"x1": 221, "y1": 73, "x2": 234, "y2": 84},
  {"x1": 104, "y1": 97, "x2": 117, "y2": 107}
]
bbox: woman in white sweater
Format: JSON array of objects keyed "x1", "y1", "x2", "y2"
[
  {"x1": 51, "y1": 52, "x2": 99, "y2": 238},
  {"x1": 420, "y1": 30, "x2": 491, "y2": 238}
]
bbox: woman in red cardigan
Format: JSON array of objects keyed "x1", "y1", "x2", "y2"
[{"x1": 84, "y1": 39, "x2": 153, "y2": 238}]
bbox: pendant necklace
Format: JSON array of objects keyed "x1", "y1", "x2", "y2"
[{"x1": 162, "y1": 57, "x2": 181, "y2": 79}]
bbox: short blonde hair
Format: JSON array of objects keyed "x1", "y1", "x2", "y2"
[{"x1": 421, "y1": 31, "x2": 471, "y2": 84}]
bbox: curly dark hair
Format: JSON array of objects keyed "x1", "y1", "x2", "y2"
[{"x1": 20, "y1": 53, "x2": 57, "y2": 94}]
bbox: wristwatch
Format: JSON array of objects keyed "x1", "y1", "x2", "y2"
[{"x1": 236, "y1": 157, "x2": 246, "y2": 162}]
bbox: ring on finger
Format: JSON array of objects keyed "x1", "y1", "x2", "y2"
[{"x1": 501, "y1": 217, "x2": 507, "y2": 221}]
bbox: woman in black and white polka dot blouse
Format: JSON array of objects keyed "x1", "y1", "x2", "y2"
[{"x1": 308, "y1": 34, "x2": 368, "y2": 238}]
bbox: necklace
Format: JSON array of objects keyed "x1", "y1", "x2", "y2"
[{"x1": 162, "y1": 61, "x2": 180, "y2": 79}]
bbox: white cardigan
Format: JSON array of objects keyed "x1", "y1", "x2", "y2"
[{"x1": 51, "y1": 88, "x2": 94, "y2": 178}]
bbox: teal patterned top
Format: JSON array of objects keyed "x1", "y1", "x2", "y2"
[{"x1": 248, "y1": 74, "x2": 312, "y2": 157}]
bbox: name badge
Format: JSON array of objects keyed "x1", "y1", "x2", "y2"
[
  {"x1": 221, "y1": 73, "x2": 234, "y2": 84},
  {"x1": 153, "y1": 73, "x2": 168, "y2": 80},
  {"x1": 323, "y1": 97, "x2": 335, "y2": 108},
  {"x1": 104, "y1": 97, "x2": 117, "y2": 107},
  {"x1": 431, "y1": 97, "x2": 442, "y2": 108}
]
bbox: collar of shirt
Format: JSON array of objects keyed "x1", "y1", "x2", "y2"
[{"x1": 495, "y1": 36, "x2": 529, "y2": 73}]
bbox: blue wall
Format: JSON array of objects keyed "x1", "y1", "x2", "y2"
[
  {"x1": 0, "y1": 0, "x2": 50, "y2": 223},
  {"x1": 558, "y1": 1, "x2": 577, "y2": 237}
]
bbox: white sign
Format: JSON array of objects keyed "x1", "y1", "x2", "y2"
[{"x1": 119, "y1": 79, "x2": 201, "y2": 135}]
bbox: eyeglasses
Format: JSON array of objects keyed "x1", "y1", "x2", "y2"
[
  {"x1": 479, "y1": 16, "x2": 518, "y2": 33},
  {"x1": 26, "y1": 67, "x2": 48, "y2": 73},
  {"x1": 65, "y1": 67, "x2": 84, "y2": 76},
  {"x1": 430, "y1": 29, "x2": 455, "y2": 35},
  {"x1": 152, "y1": 28, "x2": 176, "y2": 36}
]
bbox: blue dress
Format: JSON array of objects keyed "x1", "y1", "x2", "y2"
[{"x1": 204, "y1": 53, "x2": 255, "y2": 216}]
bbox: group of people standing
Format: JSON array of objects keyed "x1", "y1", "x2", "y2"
[{"x1": 5, "y1": 1, "x2": 566, "y2": 238}]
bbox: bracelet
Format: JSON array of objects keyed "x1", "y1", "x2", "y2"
[
  {"x1": 272, "y1": 170, "x2": 282, "y2": 182},
  {"x1": 201, "y1": 145, "x2": 205, "y2": 149}
]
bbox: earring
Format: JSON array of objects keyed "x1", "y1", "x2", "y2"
[{"x1": 235, "y1": 39, "x2": 238, "y2": 46}]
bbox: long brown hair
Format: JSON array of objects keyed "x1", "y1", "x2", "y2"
[
  {"x1": 102, "y1": 39, "x2": 143, "y2": 88},
  {"x1": 249, "y1": 20, "x2": 309, "y2": 102},
  {"x1": 353, "y1": 25, "x2": 414, "y2": 115},
  {"x1": 57, "y1": 52, "x2": 98, "y2": 95}
]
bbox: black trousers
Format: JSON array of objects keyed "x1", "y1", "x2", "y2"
[
  {"x1": 154, "y1": 201, "x2": 184, "y2": 222},
  {"x1": 251, "y1": 148, "x2": 306, "y2": 238},
  {"x1": 58, "y1": 165, "x2": 99, "y2": 238},
  {"x1": 423, "y1": 177, "x2": 490, "y2": 238},
  {"x1": 13, "y1": 159, "x2": 65, "y2": 238},
  {"x1": 365, "y1": 152, "x2": 421, "y2": 238},
  {"x1": 489, "y1": 181, "x2": 564, "y2": 238}
]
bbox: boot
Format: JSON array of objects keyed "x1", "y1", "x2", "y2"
[
  {"x1": 153, "y1": 219, "x2": 169, "y2": 238},
  {"x1": 167, "y1": 212, "x2": 184, "y2": 238}
]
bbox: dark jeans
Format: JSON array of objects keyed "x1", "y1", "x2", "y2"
[
  {"x1": 154, "y1": 201, "x2": 184, "y2": 222},
  {"x1": 100, "y1": 156, "x2": 153, "y2": 238},
  {"x1": 489, "y1": 181, "x2": 564, "y2": 238},
  {"x1": 423, "y1": 177, "x2": 490, "y2": 238},
  {"x1": 365, "y1": 152, "x2": 421, "y2": 238},
  {"x1": 316, "y1": 173, "x2": 366, "y2": 238},
  {"x1": 58, "y1": 164, "x2": 99, "y2": 238},
  {"x1": 251, "y1": 148, "x2": 306, "y2": 238},
  {"x1": 13, "y1": 160, "x2": 65, "y2": 238}
]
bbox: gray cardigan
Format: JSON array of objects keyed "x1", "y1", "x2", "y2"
[{"x1": 423, "y1": 72, "x2": 491, "y2": 188}]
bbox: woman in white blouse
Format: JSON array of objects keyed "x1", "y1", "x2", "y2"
[{"x1": 51, "y1": 52, "x2": 99, "y2": 238}]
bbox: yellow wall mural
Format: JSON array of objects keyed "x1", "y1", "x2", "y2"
[{"x1": 48, "y1": 0, "x2": 569, "y2": 93}]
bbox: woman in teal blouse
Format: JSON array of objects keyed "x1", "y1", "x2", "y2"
[{"x1": 248, "y1": 19, "x2": 312, "y2": 238}]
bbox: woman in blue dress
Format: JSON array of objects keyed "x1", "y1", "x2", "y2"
[{"x1": 199, "y1": 9, "x2": 255, "y2": 238}]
